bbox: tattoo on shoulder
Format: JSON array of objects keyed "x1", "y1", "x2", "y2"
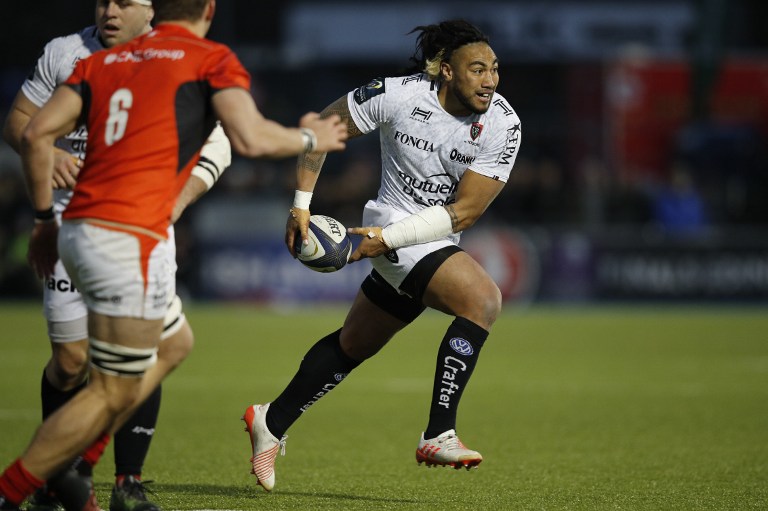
[
  {"x1": 321, "y1": 96, "x2": 363, "y2": 138},
  {"x1": 446, "y1": 205, "x2": 459, "y2": 230}
]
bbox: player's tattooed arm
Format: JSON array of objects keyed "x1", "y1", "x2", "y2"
[
  {"x1": 298, "y1": 95, "x2": 363, "y2": 174},
  {"x1": 445, "y1": 205, "x2": 460, "y2": 231},
  {"x1": 297, "y1": 148, "x2": 326, "y2": 174},
  {"x1": 320, "y1": 96, "x2": 364, "y2": 139}
]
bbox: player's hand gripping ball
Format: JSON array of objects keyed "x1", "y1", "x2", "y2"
[{"x1": 294, "y1": 215, "x2": 352, "y2": 272}]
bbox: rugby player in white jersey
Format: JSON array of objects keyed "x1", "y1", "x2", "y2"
[
  {"x1": 242, "y1": 19, "x2": 521, "y2": 491},
  {"x1": 2, "y1": 1, "x2": 231, "y2": 510}
]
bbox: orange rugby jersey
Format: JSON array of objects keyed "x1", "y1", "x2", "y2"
[{"x1": 62, "y1": 23, "x2": 250, "y2": 237}]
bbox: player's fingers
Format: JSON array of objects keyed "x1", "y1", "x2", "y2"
[
  {"x1": 51, "y1": 173, "x2": 67, "y2": 189},
  {"x1": 27, "y1": 251, "x2": 45, "y2": 279},
  {"x1": 347, "y1": 226, "x2": 372, "y2": 236},
  {"x1": 299, "y1": 112, "x2": 320, "y2": 126},
  {"x1": 63, "y1": 171, "x2": 77, "y2": 189},
  {"x1": 285, "y1": 222, "x2": 298, "y2": 257},
  {"x1": 42, "y1": 256, "x2": 56, "y2": 279},
  {"x1": 348, "y1": 247, "x2": 364, "y2": 263},
  {"x1": 299, "y1": 223, "x2": 310, "y2": 248}
]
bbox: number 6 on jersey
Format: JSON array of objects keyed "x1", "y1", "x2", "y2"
[{"x1": 105, "y1": 88, "x2": 132, "y2": 146}]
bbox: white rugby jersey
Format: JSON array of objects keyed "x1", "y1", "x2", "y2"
[
  {"x1": 21, "y1": 26, "x2": 103, "y2": 215},
  {"x1": 347, "y1": 73, "x2": 522, "y2": 216}
]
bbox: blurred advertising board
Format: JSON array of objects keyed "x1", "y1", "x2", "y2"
[
  {"x1": 192, "y1": 216, "x2": 768, "y2": 303},
  {"x1": 589, "y1": 231, "x2": 768, "y2": 301},
  {"x1": 196, "y1": 238, "x2": 371, "y2": 302},
  {"x1": 535, "y1": 228, "x2": 768, "y2": 302}
]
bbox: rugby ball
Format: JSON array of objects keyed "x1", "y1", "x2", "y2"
[{"x1": 294, "y1": 215, "x2": 352, "y2": 272}]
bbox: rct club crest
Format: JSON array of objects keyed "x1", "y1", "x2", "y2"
[{"x1": 470, "y1": 122, "x2": 483, "y2": 141}]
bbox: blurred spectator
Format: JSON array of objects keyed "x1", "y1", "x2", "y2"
[
  {"x1": 490, "y1": 155, "x2": 536, "y2": 223},
  {"x1": 577, "y1": 155, "x2": 609, "y2": 229},
  {"x1": 651, "y1": 160, "x2": 708, "y2": 235},
  {"x1": 604, "y1": 170, "x2": 653, "y2": 225},
  {"x1": 530, "y1": 157, "x2": 571, "y2": 224}
]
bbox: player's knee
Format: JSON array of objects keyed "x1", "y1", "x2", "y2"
[
  {"x1": 105, "y1": 386, "x2": 143, "y2": 415},
  {"x1": 51, "y1": 344, "x2": 90, "y2": 387},
  {"x1": 465, "y1": 281, "x2": 502, "y2": 329},
  {"x1": 159, "y1": 322, "x2": 194, "y2": 368},
  {"x1": 486, "y1": 283, "x2": 503, "y2": 324}
]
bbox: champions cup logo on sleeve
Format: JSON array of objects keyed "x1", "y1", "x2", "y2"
[{"x1": 353, "y1": 78, "x2": 386, "y2": 104}]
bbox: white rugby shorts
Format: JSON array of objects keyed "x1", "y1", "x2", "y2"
[
  {"x1": 45, "y1": 225, "x2": 184, "y2": 342},
  {"x1": 58, "y1": 221, "x2": 175, "y2": 321},
  {"x1": 362, "y1": 200, "x2": 456, "y2": 293},
  {"x1": 43, "y1": 258, "x2": 88, "y2": 342}
]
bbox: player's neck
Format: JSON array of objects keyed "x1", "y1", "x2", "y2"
[
  {"x1": 156, "y1": 19, "x2": 210, "y2": 38},
  {"x1": 438, "y1": 88, "x2": 472, "y2": 118}
]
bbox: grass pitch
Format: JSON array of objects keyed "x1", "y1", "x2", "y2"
[{"x1": 1, "y1": 302, "x2": 767, "y2": 510}]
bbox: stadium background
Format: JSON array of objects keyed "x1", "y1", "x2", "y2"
[
  {"x1": 1, "y1": 0, "x2": 767, "y2": 306},
  {"x1": 1, "y1": 3, "x2": 767, "y2": 509}
]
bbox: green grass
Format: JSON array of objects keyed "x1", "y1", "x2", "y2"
[{"x1": 1, "y1": 303, "x2": 767, "y2": 510}]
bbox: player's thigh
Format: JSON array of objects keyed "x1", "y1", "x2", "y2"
[
  {"x1": 422, "y1": 251, "x2": 501, "y2": 329},
  {"x1": 87, "y1": 362, "x2": 145, "y2": 414},
  {"x1": 340, "y1": 289, "x2": 409, "y2": 359},
  {"x1": 88, "y1": 312, "x2": 164, "y2": 350}
]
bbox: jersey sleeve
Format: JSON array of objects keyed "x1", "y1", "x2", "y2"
[
  {"x1": 346, "y1": 77, "x2": 390, "y2": 134},
  {"x1": 20, "y1": 39, "x2": 66, "y2": 107},
  {"x1": 63, "y1": 57, "x2": 88, "y2": 94},
  {"x1": 469, "y1": 112, "x2": 522, "y2": 183},
  {"x1": 206, "y1": 47, "x2": 251, "y2": 92}
]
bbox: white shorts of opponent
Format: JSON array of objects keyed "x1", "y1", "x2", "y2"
[
  {"x1": 362, "y1": 200, "x2": 459, "y2": 295},
  {"x1": 53, "y1": 221, "x2": 183, "y2": 341}
]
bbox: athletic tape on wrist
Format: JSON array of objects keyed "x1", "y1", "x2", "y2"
[
  {"x1": 293, "y1": 190, "x2": 313, "y2": 209},
  {"x1": 380, "y1": 205, "x2": 453, "y2": 249}
]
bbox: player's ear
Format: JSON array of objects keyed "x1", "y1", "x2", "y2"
[
  {"x1": 145, "y1": 7, "x2": 154, "y2": 25},
  {"x1": 205, "y1": 0, "x2": 216, "y2": 21},
  {"x1": 440, "y1": 61, "x2": 453, "y2": 82}
]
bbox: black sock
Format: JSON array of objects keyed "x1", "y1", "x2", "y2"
[
  {"x1": 113, "y1": 385, "x2": 161, "y2": 477},
  {"x1": 424, "y1": 317, "x2": 488, "y2": 439},
  {"x1": 266, "y1": 329, "x2": 361, "y2": 439},
  {"x1": 41, "y1": 370, "x2": 86, "y2": 420}
]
